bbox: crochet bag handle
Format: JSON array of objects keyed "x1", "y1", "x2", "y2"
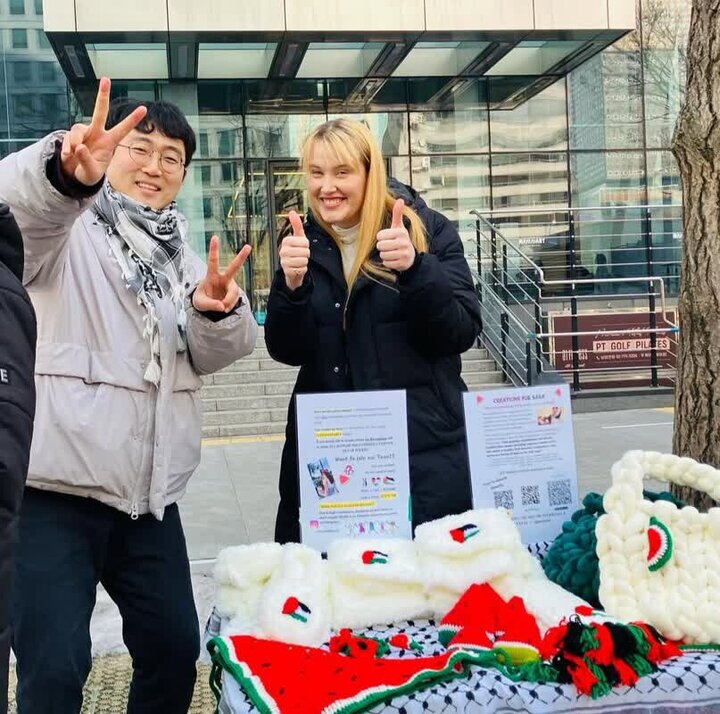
[{"x1": 605, "y1": 450, "x2": 720, "y2": 508}]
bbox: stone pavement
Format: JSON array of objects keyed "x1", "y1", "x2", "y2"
[{"x1": 86, "y1": 406, "x2": 673, "y2": 656}]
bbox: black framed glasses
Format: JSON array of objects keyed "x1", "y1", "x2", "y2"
[{"x1": 117, "y1": 143, "x2": 186, "y2": 175}]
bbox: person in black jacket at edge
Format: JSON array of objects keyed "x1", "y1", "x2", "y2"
[
  {"x1": 264, "y1": 118, "x2": 482, "y2": 544},
  {"x1": 0, "y1": 204, "x2": 36, "y2": 714}
]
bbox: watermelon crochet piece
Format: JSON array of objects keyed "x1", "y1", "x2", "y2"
[
  {"x1": 207, "y1": 635, "x2": 482, "y2": 714},
  {"x1": 647, "y1": 516, "x2": 673, "y2": 572},
  {"x1": 542, "y1": 490, "x2": 683, "y2": 606}
]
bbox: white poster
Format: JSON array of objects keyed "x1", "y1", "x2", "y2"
[
  {"x1": 296, "y1": 390, "x2": 411, "y2": 551},
  {"x1": 463, "y1": 384, "x2": 579, "y2": 543}
]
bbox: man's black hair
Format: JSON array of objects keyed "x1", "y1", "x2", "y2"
[{"x1": 106, "y1": 98, "x2": 197, "y2": 167}]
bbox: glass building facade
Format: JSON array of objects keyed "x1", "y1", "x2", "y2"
[{"x1": 0, "y1": 0, "x2": 690, "y2": 321}]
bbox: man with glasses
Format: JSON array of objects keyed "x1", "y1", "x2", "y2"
[{"x1": 0, "y1": 78, "x2": 257, "y2": 713}]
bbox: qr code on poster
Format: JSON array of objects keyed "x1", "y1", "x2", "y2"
[
  {"x1": 521, "y1": 484, "x2": 541, "y2": 506},
  {"x1": 493, "y1": 490, "x2": 514, "y2": 510},
  {"x1": 548, "y1": 479, "x2": 573, "y2": 507}
]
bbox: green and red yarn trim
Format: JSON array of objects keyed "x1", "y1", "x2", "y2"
[
  {"x1": 647, "y1": 516, "x2": 673, "y2": 572},
  {"x1": 207, "y1": 635, "x2": 482, "y2": 714}
]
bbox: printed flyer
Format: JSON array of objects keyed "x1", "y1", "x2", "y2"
[
  {"x1": 296, "y1": 390, "x2": 411, "y2": 550},
  {"x1": 463, "y1": 384, "x2": 579, "y2": 543}
]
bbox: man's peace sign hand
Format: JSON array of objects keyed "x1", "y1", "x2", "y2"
[
  {"x1": 193, "y1": 236, "x2": 252, "y2": 313},
  {"x1": 61, "y1": 77, "x2": 148, "y2": 187}
]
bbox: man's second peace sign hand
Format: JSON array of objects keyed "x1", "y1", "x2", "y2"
[
  {"x1": 192, "y1": 237, "x2": 252, "y2": 313},
  {"x1": 61, "y1": 77, "x2": 148, "y2": 187}
]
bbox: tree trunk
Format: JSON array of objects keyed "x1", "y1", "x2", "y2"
[{"x1": 671, "y1": 0, "x2": 720, "y2": 509}]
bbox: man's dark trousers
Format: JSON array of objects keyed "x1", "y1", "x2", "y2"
[{"x1": 12, "y1": 488, "x2": 200, "y2": 713}]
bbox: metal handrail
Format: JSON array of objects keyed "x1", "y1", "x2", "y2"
[
  {"x1": 471, "y1": 209, "x2": 678, "y2": 327},
  {"x1": 471, "y1": 203, "x2": 681, "y2": 392},
  {"x1": 476, "y1": 204, "x2": 683, "y2": 217},
  {"x1": 479, "y1": 282, "x2": 535, "y2": 338}
]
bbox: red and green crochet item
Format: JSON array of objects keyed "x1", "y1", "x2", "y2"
[
  {"x1": 361, "y1": 550, "x2": 388, "y2": 565},
  {"x1": 647, "y1": 516, "x2": 673, "y2": 572},
  {"x1": 329, "y1": 629, "x2": 390, "y2": 659},
  {"x1": 281, "y1": 597, "x2": 311, "y2": 624},
  {"x1": 440, "y1": 583, "x2": 542, "y2": 665},
  {"x1": 207, "y1": 635, "x2": 481, "y2": 714},
  {"x1": 449, "y1": 523, "x2": 480, "y2": 543}
]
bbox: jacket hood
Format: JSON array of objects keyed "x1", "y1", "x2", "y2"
[
  {"x1": 0, "y1": 203, "x2": 23, "y2": 281},
  {"x1": 388, "y1": 178, "x2": 427, "y2": 212}
]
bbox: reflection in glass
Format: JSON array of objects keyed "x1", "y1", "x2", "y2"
[
  {"x1": 642, "y1": 0, "x2": 691, "y2": 148},
  {"x1": 0, "y1": 10, "x2": 70, "y2": 148},
  {"x1": 197, "y1": 43, "x2": 276, "y2": 80},
  {"x1": 393, "y1": 42, "x2": 490, "y2": 77},
  {"x1": 247, "y1": 160, "x2": 272, "y2": 321},
  {"x1": 490, "y1": 152, "x2": 570, "y2": 289},
  {"x1": 245, "y1": 114, "x2": 327, "y2": 158},
  {"x1": 181, "y1": 160, "x2": 249, "y2": 293},
  {"x1": 411, "y1": 154, "x2": 490, "y2": 249},
  {"x1": 486, "y1": 40, "x2": 585, "y2": 76},
  {"x1": 86, "y1": 43, "x2": 168, "y2": 80},
  {"x1": 298, "y1": 43, "x2": 384, "y2": 79},
  {"x1": 568, "y1": 44, "x2": 643, "y2": 150},
  {"x1": 410, "y1": 110, "x2": 488, "y2": 155},
  {"x1": 389, "y1": 156, "x2": 411, "y2": 186},
  {"x1": 193, "y1": 115, "x2": 244, "y2": 159},
  {"x1": 327, "y1": 112, "x2": 408, "y2": 154},
  {"x1": 647, "y1": 150, "x2": 682, "y2": 295},
  {"x1": 571, "y1": 151, "x2": 647, "y2": 293},
  {"x1": 490, "y1": 80, "x2": 567, "y2": 152}
]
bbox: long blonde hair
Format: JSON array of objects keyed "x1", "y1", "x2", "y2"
[{"x1": 300, "y1": 118, "x2": 427, "y2": 288}]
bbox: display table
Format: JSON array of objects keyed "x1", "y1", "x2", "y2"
[
  {"x1": 205, "y1": 542, "x2": 720, "y2": 713},
  {"x1": 204, "y1": 609, "x2": 720, "y2": 714}
]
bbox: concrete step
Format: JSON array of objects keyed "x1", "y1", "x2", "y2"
[
  {"x1": 464, "y1": 372, "x2": 506, "y2": 388},
  {"x1": 207, "y1": 368, "x2": 300, "y2": 385},
  {"x1": 202, "y1": 394, "x2": 291, "y2": 412},
  {"x1": 198, "y1": 334, "x2": 506, "y2": 436},
  {"x1": 216, "y1": 347, "x2": 491, "y2": 373},
  {"x1": 202, "y1": 422, "x2": 285, "y2": 439},
  {"x1": 203, "y1": 406, "x2": 290, "y2": 427}
]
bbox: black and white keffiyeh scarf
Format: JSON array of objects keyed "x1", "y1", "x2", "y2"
[{"x1": 93, "y1": 183, "x2": 188, "y2": 386}]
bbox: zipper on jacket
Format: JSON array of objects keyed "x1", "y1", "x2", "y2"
[
  {"x1": 130, "y1": 503, "x2": 139, "y2": 520},
  {"x1": 343, "y1": 270, "x2": 400, "y2": 331}
]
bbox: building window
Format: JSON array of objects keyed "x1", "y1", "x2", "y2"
[
  {"x1": 34, "y1": 0, "x2": 42, "y2": 13},
  {"x1": 40, "y1": 62, "x2": 55, "y2": 83},
  {"x1": 13, "y1": 95, "x2": 34, "y2": 118},
  {"x1": 12, "y1": 29, "x2": 28, "y2": 49},
  {"x1": 37, "y1": 30, "x2": 51, "y2": 49},
  {"x1": 12, "y1": 61, "x2": 31, "y2": 83},
  {"x1": 10, "y1": 0, "x2": 25, "y2": 15},
  {"x1": 41, "y1": 93, "x2": 59, "y2": 118}
]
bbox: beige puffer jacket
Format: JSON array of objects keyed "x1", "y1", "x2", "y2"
[{"x1": 0, "y1": 134, "x2": 257, "y2": 519}]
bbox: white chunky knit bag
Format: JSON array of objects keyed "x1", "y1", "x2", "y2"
[{"x1": 596, "y1": 450, "x2": 720, "y2": 644}]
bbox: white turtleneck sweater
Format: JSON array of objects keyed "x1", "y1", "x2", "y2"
[{"x1": 332, "y1": 223, "x2": 360, "y2": 282}]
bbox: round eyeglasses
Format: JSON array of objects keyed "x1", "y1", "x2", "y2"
[{"x1": 117, "y1": 143, "x2": 186, "y2": 175}]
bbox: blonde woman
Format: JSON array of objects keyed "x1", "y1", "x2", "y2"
[{"x1": 265, "y1": 118, "x2": 482, "y2": 544}]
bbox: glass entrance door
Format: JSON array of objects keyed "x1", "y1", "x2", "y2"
[
  {"x1": 245, "y1": 160, "x2": 307, "y2": 324},
  {"x1": 269, "y1": 161, "x2": 308, "y2": 269}
]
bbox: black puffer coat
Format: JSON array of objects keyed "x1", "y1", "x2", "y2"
[
  {"x1": 0, "y1": 204, "x2": 36, "y2": 712},
  {"x1": 265, "y1": 182, "x2": 482, "y2": 544}
]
